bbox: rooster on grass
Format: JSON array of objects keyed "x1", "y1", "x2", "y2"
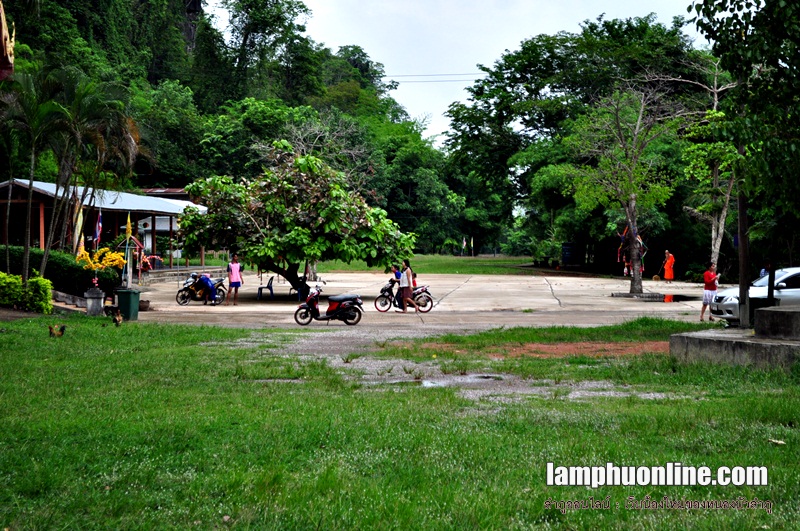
[
  {"x1": 112, "y1": 309, "x2": 123, "y2": 327},
  {"x1": 48, "y1": 324, "x2": 66, "y2": 337}
]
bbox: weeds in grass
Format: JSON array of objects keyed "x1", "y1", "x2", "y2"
[
  {"x1": 377, "y1": 366, "x2": 394, "y2": 377},
  {"x1": 341, "y1": 353, "x2": 361, "y2": 364},
  {"x1": 440, "y1": 359, "x2": 472, "y2": 375}
]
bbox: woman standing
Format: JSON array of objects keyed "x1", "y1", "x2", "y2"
[
  {"x1": 700, "y1": 262, "x2": 720, "y2": 322},
  {"x1": 396, "y1": 260, "x2": 419, "y2": 313}
]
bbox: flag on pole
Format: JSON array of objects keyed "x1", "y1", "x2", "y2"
[
  {"x1": 73, "y1": 208, "x2": 84, "y2": 253},
  {"x1": 94, "y1": 210, "x2": 103, "y2": 249},
  {"x1": 125, "y1": 212, "x2": 132, "y2": 240},
  {"x1": 76, "y1": 234, "x2": 85, "y2": 257}
]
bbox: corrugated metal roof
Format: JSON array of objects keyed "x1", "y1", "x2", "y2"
[{"x1": 1, "y1": 179, "x2": 206, "y2": 215}]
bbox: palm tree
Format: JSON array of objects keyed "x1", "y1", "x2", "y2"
[
  {"x1": 0, "y1": 63, "x2": 68, "y2": 283},
  {"x1": 39, "y1": 68, "x2": 138, "y2": 277}
]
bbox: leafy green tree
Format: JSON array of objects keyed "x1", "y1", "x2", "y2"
[
  {"x1": 199, "y1": 97, "x2": 316, "y2": 178},
  {"x1": 565, "y1": 86, "x2": 686, "y2": 293},
  {"x1": 681, "y1": 110, "x2": 741, "y2": 266},
  {"x1": 367, "y1": 121, "x2": 461, "y2": 253},
  {"x1": 257, "y1": 33, "x2": 323, "y2": 105},
  {"x1": 131, "y1": 79, "x2": 203, "y2": 187},
  {"x1": 179, "y1": 142, "x2": 415, "y2": 294},
  {"x1": 187, "y1": 16, "x2": 237, "y2": 113},
  {"x1": 220, "y1": 0, "x2": 309, "y2": 100},
  {"x1": 692, "y1": 0, "x2": 800, "y2": 322},
  {"x1": 446, "y1": 14, "x2": 702, "y2": 259}
]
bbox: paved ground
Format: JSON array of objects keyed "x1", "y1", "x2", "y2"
[
  {"x1": 0, "y1": 271, "x2": 713, "y2": 396},
  {"x1": 122, "y1": 270, "x2": 706, "y2": 333}
]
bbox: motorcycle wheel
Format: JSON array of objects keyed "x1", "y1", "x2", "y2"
[
  {"x1": 343, "y1": 306, "x2": 362, "y2": 326},
  {"x1": 415, "y1": 292, "x2": 434, "y2": 313},
  {"x1": 294, "y1": 308, "x2": 313, "y2": 326},
  {"x1": 374, "y1": 295, "x2": 392, "y2": 312},
  {"x1": 215, "y1": 287, "x2": 227, "y2": 305},
  {"x1": 176, "y1": 290, "x2": 191, "y2": 306}
]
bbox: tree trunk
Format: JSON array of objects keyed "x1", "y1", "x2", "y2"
[
  {"x1": 39, "y1": 161, "x2": 73, "y2": 277},
  {"x1": 4, "y1": 177, "x2": 11, "y2": 272},
  {"x1": 737, "y1": 186, "x2": 750, "y2": 327},
  {"x1": 625, "y1": 202, "x2": 643, "y2": 294},
  {"x1": 21, "y1": 150, "x2": 36, "y2": 285},
  {"x1": 263, "y1": 259, "x2": 309, "y2": 300},
  {"x1": 628, "y1": 229, "x2": 643, "y2": 294},
  {"x1": 710, "y1": 172, "x2": 735, "y2": 266}
]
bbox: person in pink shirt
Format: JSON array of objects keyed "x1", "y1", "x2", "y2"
[
  {"x1": 226, "y1": 253, "x2": 244, "y2": 306},
  {"x1": 700, "y1": 261, "x2": 720, "y2": 321}
]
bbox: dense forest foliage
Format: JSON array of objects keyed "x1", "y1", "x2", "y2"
[{"x1": 2, "y1": 0, "x2": 799, "y2": 285}]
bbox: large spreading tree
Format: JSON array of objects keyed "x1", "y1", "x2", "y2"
[{"x1": 179, "y1": 141, "x2": 415, "y2": 295}]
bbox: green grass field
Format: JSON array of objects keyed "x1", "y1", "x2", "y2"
[
  {"x1": 1, "y1": 315, "x2": 796, "y2": 529},
  {"x1": 317, "y1": 254, "x2": 536, "y2": 275}
]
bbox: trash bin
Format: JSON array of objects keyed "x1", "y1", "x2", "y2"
[{"x1": 116, "y1": 289, "x2": 141, "y2": 321}]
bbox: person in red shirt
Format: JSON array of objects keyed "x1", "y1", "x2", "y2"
[{"x1": 700, "y1": 262, "x2": 720, "y2": 321}]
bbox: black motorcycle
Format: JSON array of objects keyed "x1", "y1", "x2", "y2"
[
  {"x1": 176, "y1": 273, "x2": 227, "y2": 305},
  {"x1": 374, "y1": 279, "x2": 434, "y2": 313},
  {"x1": 294, "y1": 285, "x2": 363, "y2": 326}
]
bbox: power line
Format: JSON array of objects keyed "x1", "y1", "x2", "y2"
[
  {"x1": 394, "y1": 79, "x2": 480, "y2": 84},
  {"x1": 385, "y1": 73, "x2": 484, "y2": 77}
]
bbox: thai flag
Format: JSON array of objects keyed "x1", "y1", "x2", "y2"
[{"x1": 94, "y1": 210, "x2": 102, "y2": 248}]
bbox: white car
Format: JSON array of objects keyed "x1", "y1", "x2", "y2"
[{"x1": 710, "y1": 267, "x2": 800, "y2": 322}]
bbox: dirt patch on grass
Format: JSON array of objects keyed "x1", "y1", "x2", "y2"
[{"x1": 418, "y1": 341, "x2": 669, "y2": 359}]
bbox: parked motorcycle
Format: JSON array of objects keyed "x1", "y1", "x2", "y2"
[
  {"x1": 374, "y1": 279, "x2": 434, "y2": 313},
  {"x1": 294, "y1": 285, "x2": 364, "y2": 326},
  {"x1": 176, "y1": 273, "x2": 227, "y2": 305}
]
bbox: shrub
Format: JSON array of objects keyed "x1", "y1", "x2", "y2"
[
  {"x1": 0, "y1": 246, "x2": 121, "y2": 296},
  {"x1": 0, "y1": 272, "x2": 23, "y2": 307},
  {"x1": 0, "y1": 271, "x2": 53, "y2": 314}
]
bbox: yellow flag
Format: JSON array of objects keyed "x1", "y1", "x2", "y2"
[
  {"x1": 74, "y1": 208, "x2": 84, "y2": 253},
  {"x1": 125, "y1": 212, "x2": 132, "y2": 240},
  {"x1": 76, "y1": 234, "x2": 85, "y2": 257}
]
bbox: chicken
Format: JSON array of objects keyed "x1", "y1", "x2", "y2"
[
  {"x1": 48, "y1": 324, "x2": 66, "y2": 337},
  {"x1": 112, "y1": 309, "x2": 123, "y2": 327}
]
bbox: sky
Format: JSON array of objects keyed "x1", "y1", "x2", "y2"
[{"x1": 210, "y1": 1, "x2": 709, "y2": 143}]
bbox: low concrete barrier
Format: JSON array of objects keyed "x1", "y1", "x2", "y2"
[{"x1": 670, "y1": 307, "x2": 800, "y2": 370}]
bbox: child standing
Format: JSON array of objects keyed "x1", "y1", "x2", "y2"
[{"x1": 226, "y1": 253, "x2": 244, "y2": 306}]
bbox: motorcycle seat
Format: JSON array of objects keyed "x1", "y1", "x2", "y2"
[{"x1": 329, "y1": 293, "x2": 360, "y2": 303}]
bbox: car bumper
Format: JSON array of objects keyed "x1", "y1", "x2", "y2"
[{"x1": 710, "y1": 299, "x2": 739, "y2": 320}]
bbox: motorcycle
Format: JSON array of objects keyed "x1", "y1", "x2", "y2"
[
  {"x1": 176, "y1": 273, "x2": 227, "y2": 305},
  {"x1": 294, "y1": 285, "x2": 364, "y2": 326},
  {"x1": 374, "y1": 279, "x2": 434, "y2": 313}
]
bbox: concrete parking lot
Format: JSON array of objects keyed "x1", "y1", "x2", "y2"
[{"x1": 130, "y1": 270, "x2": 708, "y2": 333}]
